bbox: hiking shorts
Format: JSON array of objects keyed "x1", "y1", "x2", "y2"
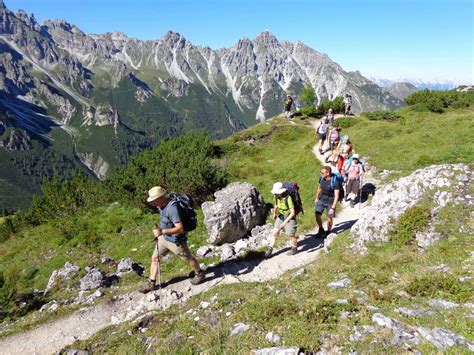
[
  {"x1": 318, "y1": 132, "x2": 327, "y2": 141},
  {"x1": 274, "y1": 216, "x2": 297, "y2": 236},
  {"x1": 315, "y1": 197, "x2": 336, "y2": 218},
  {"x1": 347, "y1": 179, "x2": 360, "y2": 197},
  {"x1": 153, "y1": 237, "x2": 193, "y2": 261}
]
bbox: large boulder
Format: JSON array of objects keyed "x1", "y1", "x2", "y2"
[
  {"x1": 80, "y1": 267, "x2": 106, "y2": 291},
  {"x1": 351, "y1": 164, "x2": 472, "y2": 253},
  {"x1": 44, "y1": 262, "x2": 80, "y2": 295},
  {"x1": 202, "y1": 183, "x2": 267, "y2": 245}
]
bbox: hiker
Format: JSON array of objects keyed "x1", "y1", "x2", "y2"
[
  {"x1": 265, "y1": 182, "x2": 299, "y2": 258},
  {"x1": 326, "y1": 108, "x2": 335, "y2": 125},
  {"x1": 284, "y1": 95, "x2": 294, "y2": 119},
  {"x1": 314, "y1": 166, "x2": 342, "y2": 236},
  {"x1": 140, "y1": 186, "x2": 205, "y2": 293},
  {"x1": 316, "y1": 117, "x2": 329, "y2": 154},
  {"x1": 344, "y1": 94, "x2": 352, "y2": 116},
  {"x1": 325, "y1": 123, "x2": 341, "y2": 161},
  {"x1": 336, "y1": 135, "x2": 354, "y2": 172},
  {"x1": 342, "y1": 154, "x2": 365, "y2": 207}
]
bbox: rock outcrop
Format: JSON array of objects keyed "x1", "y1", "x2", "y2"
[
  {"x1": 351, "y1": 164, "x2": 472, "y2": 253},
  {"x1": 202, "y1": 183, "x2": 267, "y2": 245},
  {"x1": 44, "y1": 262, "x2": 80, "y2": 295}
]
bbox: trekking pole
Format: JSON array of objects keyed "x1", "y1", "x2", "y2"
[
  {"x1": 358, "y1": 176, "x2": 363, "y2": 210},
  {"x1": 153, "y1": 224, "x2": 164, "y2": 310}
]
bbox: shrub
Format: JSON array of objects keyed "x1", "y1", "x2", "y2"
[
  {"x1": 299, "y1": 105, "x2": 318, "y2": 117},
  {"x1": 405, "y1": 89, "x2": 470, "y2": 113},
  {"x1": 405, "y1": 275, "x2": 471, "y2": 302},
  {"x1": 300, "y1": 86, "x2": 315, "y2": 108},
  {"x1": 389, "y1": 205, "x2": 431, "y2": 246},
  {"x1": 316, "y1": 96, "x2": 345, "y2": 115},
  {"x1": 364, "y1": 110, "x2": 401, "y2": 121},
  {"x1": 426, "y1": 97, "x2": 445, "y2": 113},
  {"x1": 105, "y1": 132, "x2": 228, "y2": 205}
]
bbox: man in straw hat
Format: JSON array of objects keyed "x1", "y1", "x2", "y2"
[
  {"x1": 139, "y1": 186, "x2": 205, "y2": 293},
  {"x1": 264, "y1": 182, "x2": 299, "y2": 258}
]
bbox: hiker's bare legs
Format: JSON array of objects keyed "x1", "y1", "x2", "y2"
[
  {"x1": 188, "y1": 256, "x2": 202, "y2": 274},
  {"x1": 327, "y1": 217, "x2": 334, "y2": 232},
  {"x1": 290, "y1": 235, "x2": 297, "y2": 248},
  {"x1": 269, "y1": 228, "x2": 279, "y2": 248},
  {"x1": 149, "y1": 256, "x2": 159, "y2": 281},
  {"x1": 315, "y1": 213, "x2": 323, "y2": 229}
]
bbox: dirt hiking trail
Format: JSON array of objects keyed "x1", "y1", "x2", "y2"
[{"x1": 0, "y1": 116, "x2": 377, "y2": 354}]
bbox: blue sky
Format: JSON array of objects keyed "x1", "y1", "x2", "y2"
[{"x1": 6, "y1": 0, "x2": 473, "y2": 83}]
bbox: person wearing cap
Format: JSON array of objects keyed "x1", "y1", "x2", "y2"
[
  {"x1": 140, "y1": 186, "x2": 205, "y2": 293},
  {"x1": 284, "y1": 95, "x2": 294, "y2": 119},
  {"x1": 317, "y1": 117, "x2": 329, "y2": 155},
  {"x1": 265, "y1": 182, "x2": 298, "y2": 258},
  {"x1": 342, "y1": 154, "x2": 365, "y2": 208}
]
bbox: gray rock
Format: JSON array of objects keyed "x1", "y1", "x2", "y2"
[
  {"x1": 220, "y1": 244, "x2": 235, "y2": 261},
  {"x1": 428, "y1": 299, "x2": 459, "y2": 310},
  {"x1": 417, "y1": 327, "x2": 472, "y2": 350},
  {"x1": 336, "y1": 299, "x2": 349, "y2": 304},
  {"x1": 249, "y1": 224, "x2": 273, "y2": 249},
  {"x1": 67, "y1": 350, "x2": 89, "y2": 355},
  {"x1": 101, "y1": 256, "x2": 115, "y2": 264},
  {"x1": 116, "y1": 258, "x2": 144, "y2": 276},
  {"x1": 351, "y1": 164, "x2": 471, "y2": 252},
  {"x1": 229, "y1": 322, "x2": 250, "y2": 336},
  {"x1": 323, "y1": 233, "x2": 337, "y2": 253},
  {"x1": 349, "y1": 325, "x2": 375, "y2": 341},
  {"x1": 366, "y1": 305, "x2": 379, "y2": 312},
  {"x1": 395, "y1": 307, "x2": 435, "y2": 318},
  {"x1": 327, "y1": 278, "x2": 351, "y2": 289},
  {"x1": 202, "y1": 183, "x2": 267, "y2": 245},
  {"x1": 252, "y1": 347, "x2": 300, "y2": 355},
  {"x1": 196, "y1": 245, "x2": 212, "y2": 258},
  {"x1": 372, "y1": 313, "x2": 421, "y2": 346},
  {"x1": 265, "y1": 331, "x2": 281, "y2": 344},
  {"x1": 458, "y1": 174, "x2": 469, "y2": 182},
  {"x1": 292, "y1": 268, "x2": 306, "y2": 277},
  {"x1": 79, "y1": 267, "x2": 105, "y2": 291},
  {"x1": 39, "y1": 300, "x2": 59, "y2": 313},
  {"x1": 459, "y1": 276, "x2": 471, "y2": 282},
  {"x1": 44, "y1": 262, "x2": 80, "y2": 295},
  {"x1": 234, "y1": 239, "x2": 249, "y2": 254}
]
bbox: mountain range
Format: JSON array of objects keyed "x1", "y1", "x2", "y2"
[{"x1": 0, "y1": 1, "x2": 405, "y2": 210}]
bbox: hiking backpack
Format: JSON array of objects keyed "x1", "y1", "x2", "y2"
[
  {"x1": 320, "y1": 173, "x2": 345, "y2": 202},
  {"x1": 168, "y1": 193, "x2": 198, "y2": 232},
  {"x1": 282, "y1": 182, "x2": 304, "y2": 215}
]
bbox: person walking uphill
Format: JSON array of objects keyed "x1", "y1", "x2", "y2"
[
  {"x1": 265, "y1": 182, "x2": 299, "y2": 258},
  {"x1": 140, "y1": 186, "x2": 205, "y2": 294},
  {"x1": 314, "y1": 166, "x2": 342, "y2": 236},
  {"x1": 284, "y1": 95, "x2": 294, "y2": 119}
]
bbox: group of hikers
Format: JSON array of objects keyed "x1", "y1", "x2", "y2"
[
  {"x1": 140, "y1": 101, "x2": 363, "y2": 293},
  {"x1": 284, "y1": 93, "x2": 353, "y2": 119}
]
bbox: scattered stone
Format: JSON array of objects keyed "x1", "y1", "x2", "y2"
[
  {"x1": 391, "y1": 272, "x2": 399, "y2": 282},
  {"x1": 249, "y1": 224, "x2": 272, "y2": 249},
  {"x1": 417, "y1": 327, "x2": 473, "y2": 351},
  {"x1": 101, "y1": 256, "x2": 115, "y2": 264},
  {"x1": 372, "y1": 313, "x2": 421, "y2": 346},
  {"x1": 200, "y1": 301, "x2": 210, "y2": 310},
  {"x1": 116, "y1": 258, "x2": 144, "y2": 276},
  {"x1": 80, "y1": 267, "x2": 106, "y2": 291},
  {"x1": 265, "y1": 331, "x2": 281, "y2": 344},
  {"x1": 459, "y1": 276, "x2": 471, "y2": 283},
  {"x1": 292, "y1": 268, "x2": 306, "y2": 277},
  {"x1": 194, "y1": 316, "x2": 200, "y2": 322},
  {"x1": 210, "y1": 294, "x2": 218, "y2": 302},
  {"x1": 323, "y1": 233, "x2": 337, "y2": 253},
  {"x1": 428, "y1": 264, "x2": 450, "y2": 273},
  {"x1": 428, "y1": 299, "x2": 459, "y2": 310},
  {"x1": 395, "y1": 307, "x2": 435, "y2": 318},
  {"x1": 229, "y1": 322, "x2": 250, "y2": 336},
  {"x1": 202, "y1": 183, "x2": 267, "y2": 245},
  {"x1": 40, "y1": 300, "x2": 58, "y2": 313},
  {"x1": 44, "y1": 262, "x2": 80, "y2": 295},
  {"x1": 252, "y1": 347, "x2": 300, "y2": 355},
  {"x1": 396, "y1": 290, "x2": 410, "y2": 298},
  {"x1": 336, "y1": 299, "x2": 349, "y2": 304},
  {"x1": 220, "y1": 244, "x2": 235, "y2": 261},
  {"x1": 340, "y1": 311, "x2": 353, "y2": 319},
  {"x1": 67, "y1": 350, "x2": 89, "y2": 355},
  {"x1": 366, "y1": 305, "x2": 379, "y2": 312},
  {"x1": 226, "y1": 311, "x2": 232, "y2": 317},
  {"x1": 196, "y1": 245, "x2": 212, "y2": 258},
  {"x1": 327, "y1": 278, "x2": 351, "y2": 289},
  {"x1": 234, "y1": 239, "x2": 249, "y2": 254},
  {"x1": 349, "y1": 325, "x2": 375, "y2": 341}
]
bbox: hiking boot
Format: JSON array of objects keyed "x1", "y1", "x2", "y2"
[
  {"x1": 264, "y1": 247, "x2": 273, "y2": 259},
  {"x1": 287, "y1": 247, "x2": 298, "y2": 256},
  {"x1": 190, "y1": 271, "x2": 205, "y2": 285},
  {"x1": 139, "y1": 279, "x2": 157, "y2": 294},
  {"x1": 350, "y1": 200, "x2": 355, "y2": 208}
]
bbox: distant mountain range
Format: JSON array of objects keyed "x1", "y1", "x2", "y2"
[
  {"x1": 371, "y1": 78, "x2": 467, "y2": 91},
  {"x1": 0, "y1": 1, "x2": 405, "y2": 210}
]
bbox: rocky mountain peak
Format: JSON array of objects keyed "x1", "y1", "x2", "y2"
[
  {"x1": 253, "y1": 30, "x2": 279, "y2": 46},
  {"x1": 0, "y1": 0, "x2": 6, "y2": 9},
  {"x1": 161, "y1": 30, "x2": 186, "y2": 46}
]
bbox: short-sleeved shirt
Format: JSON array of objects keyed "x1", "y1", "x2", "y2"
[
  {"x1": 319, "y1": 176, "x2": 342, "y2": 198},
  {"x1": 275, "y1": 194, "x2": 295, "y2": 216},
  {"x1": 159, "y1": 201, "x2": 187, "y2": 243}
]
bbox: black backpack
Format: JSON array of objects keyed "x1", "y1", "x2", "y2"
[
  {"x1": 282, "y1": 182, "x2": 304, "y2": 215},
  {"x1": 168, "y1": 193, "x2": 198, "y2": 232}
]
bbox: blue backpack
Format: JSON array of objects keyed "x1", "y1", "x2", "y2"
[
  {"x1": 320, "y1": 173, "x2": 345, "y2": 201},
  {"x1": 167, "y1": 193, "x2": 198, "y2": 232}
]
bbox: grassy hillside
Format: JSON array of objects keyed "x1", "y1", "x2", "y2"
[{"x1": 0, "y1": 107, "x2": 473, "y2": 352}]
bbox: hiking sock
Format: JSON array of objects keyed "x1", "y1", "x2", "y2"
[{"x1": 264, "y1": 246, "x2": 273, "y2": 258}]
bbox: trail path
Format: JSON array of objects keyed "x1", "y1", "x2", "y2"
[{"x1": 0, "y1": 117, "x2": 377, "y2": 355}]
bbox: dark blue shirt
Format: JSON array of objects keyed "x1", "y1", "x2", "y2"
[
  {"x1": 319, "y1": 176, "x2": 342, "y2": 198},
  {"x1": 158, "y1": 201, "x2": 187, "y2": 244}
]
